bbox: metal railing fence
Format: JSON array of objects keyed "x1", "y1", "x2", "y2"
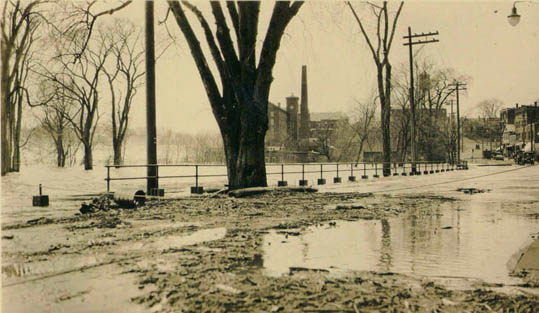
[{"x1": 105, "y1": 160, "x2": 468, "y2": 194}]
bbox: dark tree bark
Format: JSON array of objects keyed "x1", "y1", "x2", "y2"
[
  {"x1": 1, "y1": 0, "x2": 41, "y2": 175},
  {"x1": 347, "y1": 1, "x2": 403, "y2": 176},
  {"x1": 83, "y1": 138, "x2": 93, "y2": 170},
  {"x1": 167, "y1": 1, "x2": 303, "y2": 189}
]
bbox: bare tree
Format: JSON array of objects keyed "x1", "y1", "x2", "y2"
[
  {"x1": 477, "y1": 98, "x2": 503, "y2": 119},
  {"x1": 312, "y1": 123, "x2": 336, "y2": 161},
  {"x1": 347, "y1": 1, "x2": 404, "y2": 176},
  {"x1": 101, "y1": 20, "x2": 145, "y2": 166},
  {"x1": 166, "y1": 1, "x2": 303, "y2": 189},
  {"x1": 49, "y1": 0, "x2": 133, "y2": 62},
  {"x1": 1, "y1": 0, "x2": 43, "y2": 175},
  {"x1": 392, "y1": 57, "x2": 468, "y2": 162},
  {"x1": 35, "y1": 79, "x2": 80, "y2": 167},
  {"x1": 38, "y1": 31, "x2": 111, "y2": 170},
  {"x1": 477, "y1": 98, "x2": 504, "y2": 149},
  {"x1": 350, "y1": 96, "x2": 377, "y2": 162}
]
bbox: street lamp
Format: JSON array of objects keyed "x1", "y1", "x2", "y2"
[
  {"x1": 507, "y1": 5, "x2": 520, "y2": 26},
  {"x1": 507, "y1": 1, "x2": 539, "y2": 26}
]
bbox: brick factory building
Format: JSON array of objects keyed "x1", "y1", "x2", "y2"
[{"x1": 265, "y1": 66, "x2": 347, "y2": 162}]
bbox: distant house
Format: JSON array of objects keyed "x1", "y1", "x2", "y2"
[
  {"x1": 500, "y1": 102, "x2": 538, "y2": 156},
  {"x1": 514, "y1": 102, "x2": 539, "y2": 153}
]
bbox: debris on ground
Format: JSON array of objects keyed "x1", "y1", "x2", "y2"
[
  {"x1": 3, "y1": 191, "x2": 538, "y2": 312},
  {"x1": 26, "y1": 216, "x2": 53, "y2": 225},
  {"x1": 228, "y1": 186, "x2": 318, "y2": 198},
  {"x1": 79, "y1": 194, "x2": 119, "y2": 214},
  {"x1": 456, "y1": 188, "x2": 490, "y2": 194}
]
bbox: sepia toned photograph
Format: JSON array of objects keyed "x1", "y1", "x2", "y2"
[{"x1": 1, "y1": 0, "x2": 538, "y2": 312}]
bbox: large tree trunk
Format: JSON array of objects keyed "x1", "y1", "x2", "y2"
[
  {"x1": 221, "y1": 103, "x2": 268, "y2": 190},
  {"x1": 113, "y1": 140, "x2": 123, "y2": 166},
  {"x1": 83, "y1": 141, "x2": 93, "y2": 170},
  {"x1": 12, "y1": 95, "x2": 23, "y2": 172},
  {"x1": 1, "y1": 45, "x2": 11, "y2": 176},
  {"x1": 225, "y1": 128, "x2": 267, "y2": 189},
  {"x1": 381, "y1": 103, "x2": 391, "y2": 176},
  {"x1": 56, "y1": 134, "x2": 66, "y2": 167}
]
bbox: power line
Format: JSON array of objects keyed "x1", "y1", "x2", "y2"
[
  {"x1": 449, "y1": 82, "x2": 467, "y2": 164},
  {"x1": 403, "y1": 27, "x2": 440, "y2": 174}
]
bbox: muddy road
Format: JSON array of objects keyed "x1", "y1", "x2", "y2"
[{"x1": 2, "y1": 165, "x2": 539, "y2": 312}]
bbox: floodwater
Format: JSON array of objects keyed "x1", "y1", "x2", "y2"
[
  {"x1": 1, "y1": 163, "x2": 385, "y2": 225},
  {"x1": 263, "y1": 200, "x2": 539, "y2": 285}
]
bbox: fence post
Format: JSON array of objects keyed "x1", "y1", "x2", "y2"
[
  {"x1": 299, "y1": 164, "x2": 308, "y2": 186},
  {"x1": 349, "y1": 163, "x2": 356, "y2": 181},
  {"x1": 278, "y1": 164, "x2": 288, "y2": 186},
  {"x1": 373, "y1": 163, "x2": 379, "y2": 178},
  {"x1": 318, "y1": 164, "x2": 326, "y2": 185},
  {"x1": 106, "y1": 166, "x2": 110, "y2": 193},
  {"x1": 334, "y1": 164, "x2": 342, "y2": 183},
  {"x1": 362, "y1": 163, "x2": 368, "y2": 179},
  {"x1": 191, "y1": 165, "x2": 204, "y2": 194}
]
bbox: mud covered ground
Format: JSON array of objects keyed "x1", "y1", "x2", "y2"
[{"x1": 3, "y1": 188, "x2": 538, "y2": 313}]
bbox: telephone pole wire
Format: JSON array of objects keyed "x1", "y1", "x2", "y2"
[{"x1": 403, "y1": 27, "x2": 439, "y2": 174}]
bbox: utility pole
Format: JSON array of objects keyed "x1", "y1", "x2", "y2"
[
  {"x1": 446, "y1": 100, "x2": 455, "y2": 162},
  {"x1": 403, "y1": 28, "x2": 439, "y2": 174},
  {"x1": 145, "y1": 1, "x2": 158, "y2": 195},
  {"x1": 449, "y1": 82, "x2": 467, "y2": 165}
]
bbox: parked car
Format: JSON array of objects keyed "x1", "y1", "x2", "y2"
[
  {"x1": 493, "y1": 153, "x2": 504, "y2": 161},
  {"x1": 516, "y1": 152, "x2": 535, "y2": 165}
]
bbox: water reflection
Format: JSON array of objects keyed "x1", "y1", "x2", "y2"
[
  {"x1": 378, "y1": 219, "x2": 392, "y2": 272},
  {"x1": 263, "y1": 201, "x2": 539, "y2": 284}
]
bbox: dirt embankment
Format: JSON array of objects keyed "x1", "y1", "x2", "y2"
[{"x1": 3, "y1": 190, "x2": 538, "y2": 312}]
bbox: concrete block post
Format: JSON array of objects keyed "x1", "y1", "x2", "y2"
[
  {"x1": 278, "y1": 164, "x2": 288, "y2": 186},
  {"x1": 317, "y1": 164, "x2": 326, "y2": 185},
  {"x1": 361, "y1": 163, "x2": 368, "y2": 179},
  {"x1": 191, "y1": 165, "x2": 204, "y2": 194},
  {"x1": 32, "y1": 184, "x2": 49, "y2": 207},
  {"x1": 348, "y1": 163, "x2": 356, "y2": 181},
  {"x1": 299, "y1": 164, "x2": 308, "y2": 186},
  {"x1": 334, "y1": 164, "x2": 342, "y2": 183}
]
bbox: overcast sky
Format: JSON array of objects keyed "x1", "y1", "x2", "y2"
[{"x1": 111, "y1": 1, "x2": 539, "y2": 134}]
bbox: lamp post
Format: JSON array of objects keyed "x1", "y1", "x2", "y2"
[{"x1": 507, "y1": 1, "x2": 539, "y2": 26}]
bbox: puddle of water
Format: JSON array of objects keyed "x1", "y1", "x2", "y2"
[
  {"x1": 120, "y1": 227, "x2": 227, "y2": 252},
  {"x1": 2, "y1": 254, "x2": 109, "y2": 281},
  {"x1": 2, "y1": 263, "x2": 147, "y2": 313},
  {"x1": 2, "y1": 227, "x2": 227, "y2": 312},
  {"x1": 3, "y1": 227, "x2": 226, "y2": 282},
  {"x1": 263, "y1": 201, "x2": 539, "y2": 285}
]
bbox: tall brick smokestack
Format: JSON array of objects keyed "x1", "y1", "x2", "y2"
[{"x1": 299, "y1": 65, "x2": 310, "y2": 140}]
